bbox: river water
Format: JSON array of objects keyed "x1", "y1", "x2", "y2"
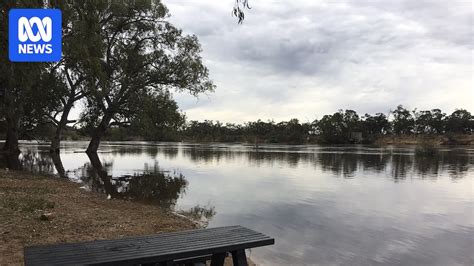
[{"x1": 2, "y1": 141, "x2": 473, "y2": 265}]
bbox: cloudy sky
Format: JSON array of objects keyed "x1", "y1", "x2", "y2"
[{"x1": 165, "y1": 0, "x2": 473, "y2": 123}]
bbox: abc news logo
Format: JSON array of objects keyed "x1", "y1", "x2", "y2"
[
  {"x1": 9, "y1": 9, "x2": 62, "y2": 62},
  {"x1": 18, "y1": 17, "x2": 53, "y2": 54}
]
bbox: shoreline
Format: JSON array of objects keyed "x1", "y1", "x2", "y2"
[
  {"x1": 0, "y1": 169, "x2": 196, "y2": 265},
  {"x1": 4, "y1": 133, "x2": 472, "y2": 146}
]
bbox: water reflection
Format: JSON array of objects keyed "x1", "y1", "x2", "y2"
[
  {"x1": 2, "y1": 144, "x2": 473, "y2": 182},
  {"x1": 83, "y1": 152, "x2": 188, "y2": 209},
  {"x1": 175, "y1": 145, "x2": 472, "y2": 180},
  {"x1": 177, "y1": 204, "x2": 217, "y2": 228}
]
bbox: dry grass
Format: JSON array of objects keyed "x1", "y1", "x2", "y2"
[
  {"x1": 0, "y1": 169, "x2": 196, "y2": 265},
  {"x1": 374, "y1": 134, "x2": 474, "y2": 146}
]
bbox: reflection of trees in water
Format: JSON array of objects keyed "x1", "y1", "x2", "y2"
[
  {"x1": 82, "y1": 152, "x2": 188, "y2": 209},
  {"x1": 317, "y1": 153, "x2": 359, "y2": 178},
  {"x1": 18, "y1": 151, "x2": 56, "y2": 174},
  {"x1": 390, "y1": 154, "x2": 413, "y2": 181},
  {"x1": 437, "y1": 149, "x2": 472, "y2": 180},
  {"x1": 180, "y1": 146, "x2": 314, "y2": 168},
  {"x1": 175, "y1": 146, "x2": 472, "y2": 181},
  {"x1": 413, "y1": 154, "x2": 440, "y2": 179},
  {"x1": 358, "y1": 153, "x2": 391, "y2": 173},
  {"x1": 157, "y1": 147, "x2": 178, "y2": 160},
  {"x1": 0, "y1": 150, "x2": 69, "y2": 178},
  {"x1": 1, "y1": 145, "x2": 471, "y2": 184},
  {"x1": 316, "y1": 149, "x2": 472, "y2": 180},
  {"x1": 177, "y1": 204, "x2": 216, "y2": 228},
  {"x1": 100, "y1": 145, "x2": 179, "y2": 160},
  {"x1": 181, "y1": 147, "x2": 232, "y2": 163}
]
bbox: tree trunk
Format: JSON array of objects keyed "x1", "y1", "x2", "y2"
[
  {"x1": 3, "y1": 101, "x2": 21, "y2": 155},
  {"x1": 86, "y1": 109, "x2": 114, "y2": 153},
  {"x1": 50, "y1": 102, "x2": 74, "y2": 153},
  {"x1": 86, "y1": 151, "x2": 118, "y2": 197},
  {"x1": 51, "y1": 152, "x2": 66, "y2": 178},
  {"x1": 0, "y1": 153, "x2": 21, "y2": 170}
]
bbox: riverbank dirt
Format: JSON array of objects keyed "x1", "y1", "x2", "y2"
[
  {"x1": 0, "y1": 170, "x2": 254, "y2": 266},
  {"x1": 373, "y1": 134, "x2": 474, "y2": 146}
]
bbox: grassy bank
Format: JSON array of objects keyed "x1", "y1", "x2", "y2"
[{"x1": 0, "y1": 170, "x2": 195, "y2": 265}]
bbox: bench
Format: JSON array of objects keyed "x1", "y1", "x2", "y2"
[{"x1": 24, "y1": 225, "x2": 275, "y2": 266}]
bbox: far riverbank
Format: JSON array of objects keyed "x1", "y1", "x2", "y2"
[
  {"x1": 373, "y1": 134, "x2": 474, "y2": 146},
  {"x1": 100, "y1": 133, "x2": 474, "y2": 146}
]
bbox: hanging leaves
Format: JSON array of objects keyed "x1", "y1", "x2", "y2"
[{"x1": 232, "y1": 0, "x2": 251, "y2": 24}]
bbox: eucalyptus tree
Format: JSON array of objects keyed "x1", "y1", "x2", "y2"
[
  {"x1": 362, "y1": 113, "x2": 390, "y2": 135},
  {"x1": 391, "y1": 105, "x2": 415, "y2": 135},
  {"x1": 445, "y1": 109, "x2": 473, "y2": 134},
  {"x1": 74, "y1": 1, "x2": 214, "y2": 153},
  {"x1": 44, "y1": 1, "x2": 93, "y2": 153},
  {"x1": 127, "y1": 90, "x2": 186, "y2": 140},
  {"x1": 413, "y1": 109, "x2": 446, "y2": 134},
  {"x1": 0, "y1": 0, "x2": 54, "y2": 154}
]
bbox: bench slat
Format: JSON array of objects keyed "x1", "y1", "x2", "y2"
[{"x1": 24, "y1": 225, "x2": 274, "y2": 266}]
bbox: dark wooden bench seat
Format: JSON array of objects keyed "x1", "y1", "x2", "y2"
[{"x1": 24, "y1": 225, "x2": 275, "y2": 266}]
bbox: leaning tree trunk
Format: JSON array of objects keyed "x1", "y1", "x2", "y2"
[
  {"x1": 86, "y1": 151, "x2": 118, "y2": 197},
  {"x1": 51, "y1": 152, "x2": 66, "y2": 178},
  {"x1": 86, "y1": 109, "x2": 114, "y2": 154},
  {"x1": 50, "y1": 102, "x2": 74, "y2": 153}
]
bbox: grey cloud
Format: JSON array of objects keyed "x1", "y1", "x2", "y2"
[{"x1": 166, "y1": 0, "x2": 473, "y2": 122}]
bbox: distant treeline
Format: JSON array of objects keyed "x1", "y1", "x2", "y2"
[
  {"x1": 1, "y1": 103, "x2": 472, "y2": 145},
  {"x1": 81, "y1": 105, "x2": 474, "y2": 144},
  {"x1": 179, "y1": 106, "x2": 473, "y2": 144}
]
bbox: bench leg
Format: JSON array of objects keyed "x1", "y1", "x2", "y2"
[
  {"x1": 210, "y1": 252, "x2": 226, "y2": 266},
  {"x1": 231, "y1": 250, "x2": 248, "y2": 266}
]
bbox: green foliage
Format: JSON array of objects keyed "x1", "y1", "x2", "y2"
[
  {"x1": 316, "y1": 111, "x2": 347, "y2": 144},
  {"x1": 99, "y1": 91, "x2": 186, "y2": 141},
  {"x1": 182, "y1": 119, "x2": 312, "y2": 144},
  {"x1": 0, "y1": 0, "x2": 78, "y2": 151},
  {"x1": 181, "y1": 106, "x2": 472, "y2": 144},
  {"x1": 444, "y1": 109, "x2": 473, "y2": 134},
  {"x1": 128, "y1": 91, "x2": 185, "y2": 140},
  {"x1": 73, "y1": 0, "x2": 214, "y2": 151},
  {"x1": 392, "y1": 105, "x2": 415, "y2": 134},
  {"x1": 413, "y1": 109, "x2": 446, "y2": 134},
  {"x1": 362, "y1": 113, "x2": 390, "y2": 135}
]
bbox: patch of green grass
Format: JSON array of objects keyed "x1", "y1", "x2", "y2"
[{"x1": 1, "y1": 196, "x2": 55, "y2": 213}]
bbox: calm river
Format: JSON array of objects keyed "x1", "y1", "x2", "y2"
[{"x1": 2, "y1": 141, "x2": 473, "y2": 265}]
